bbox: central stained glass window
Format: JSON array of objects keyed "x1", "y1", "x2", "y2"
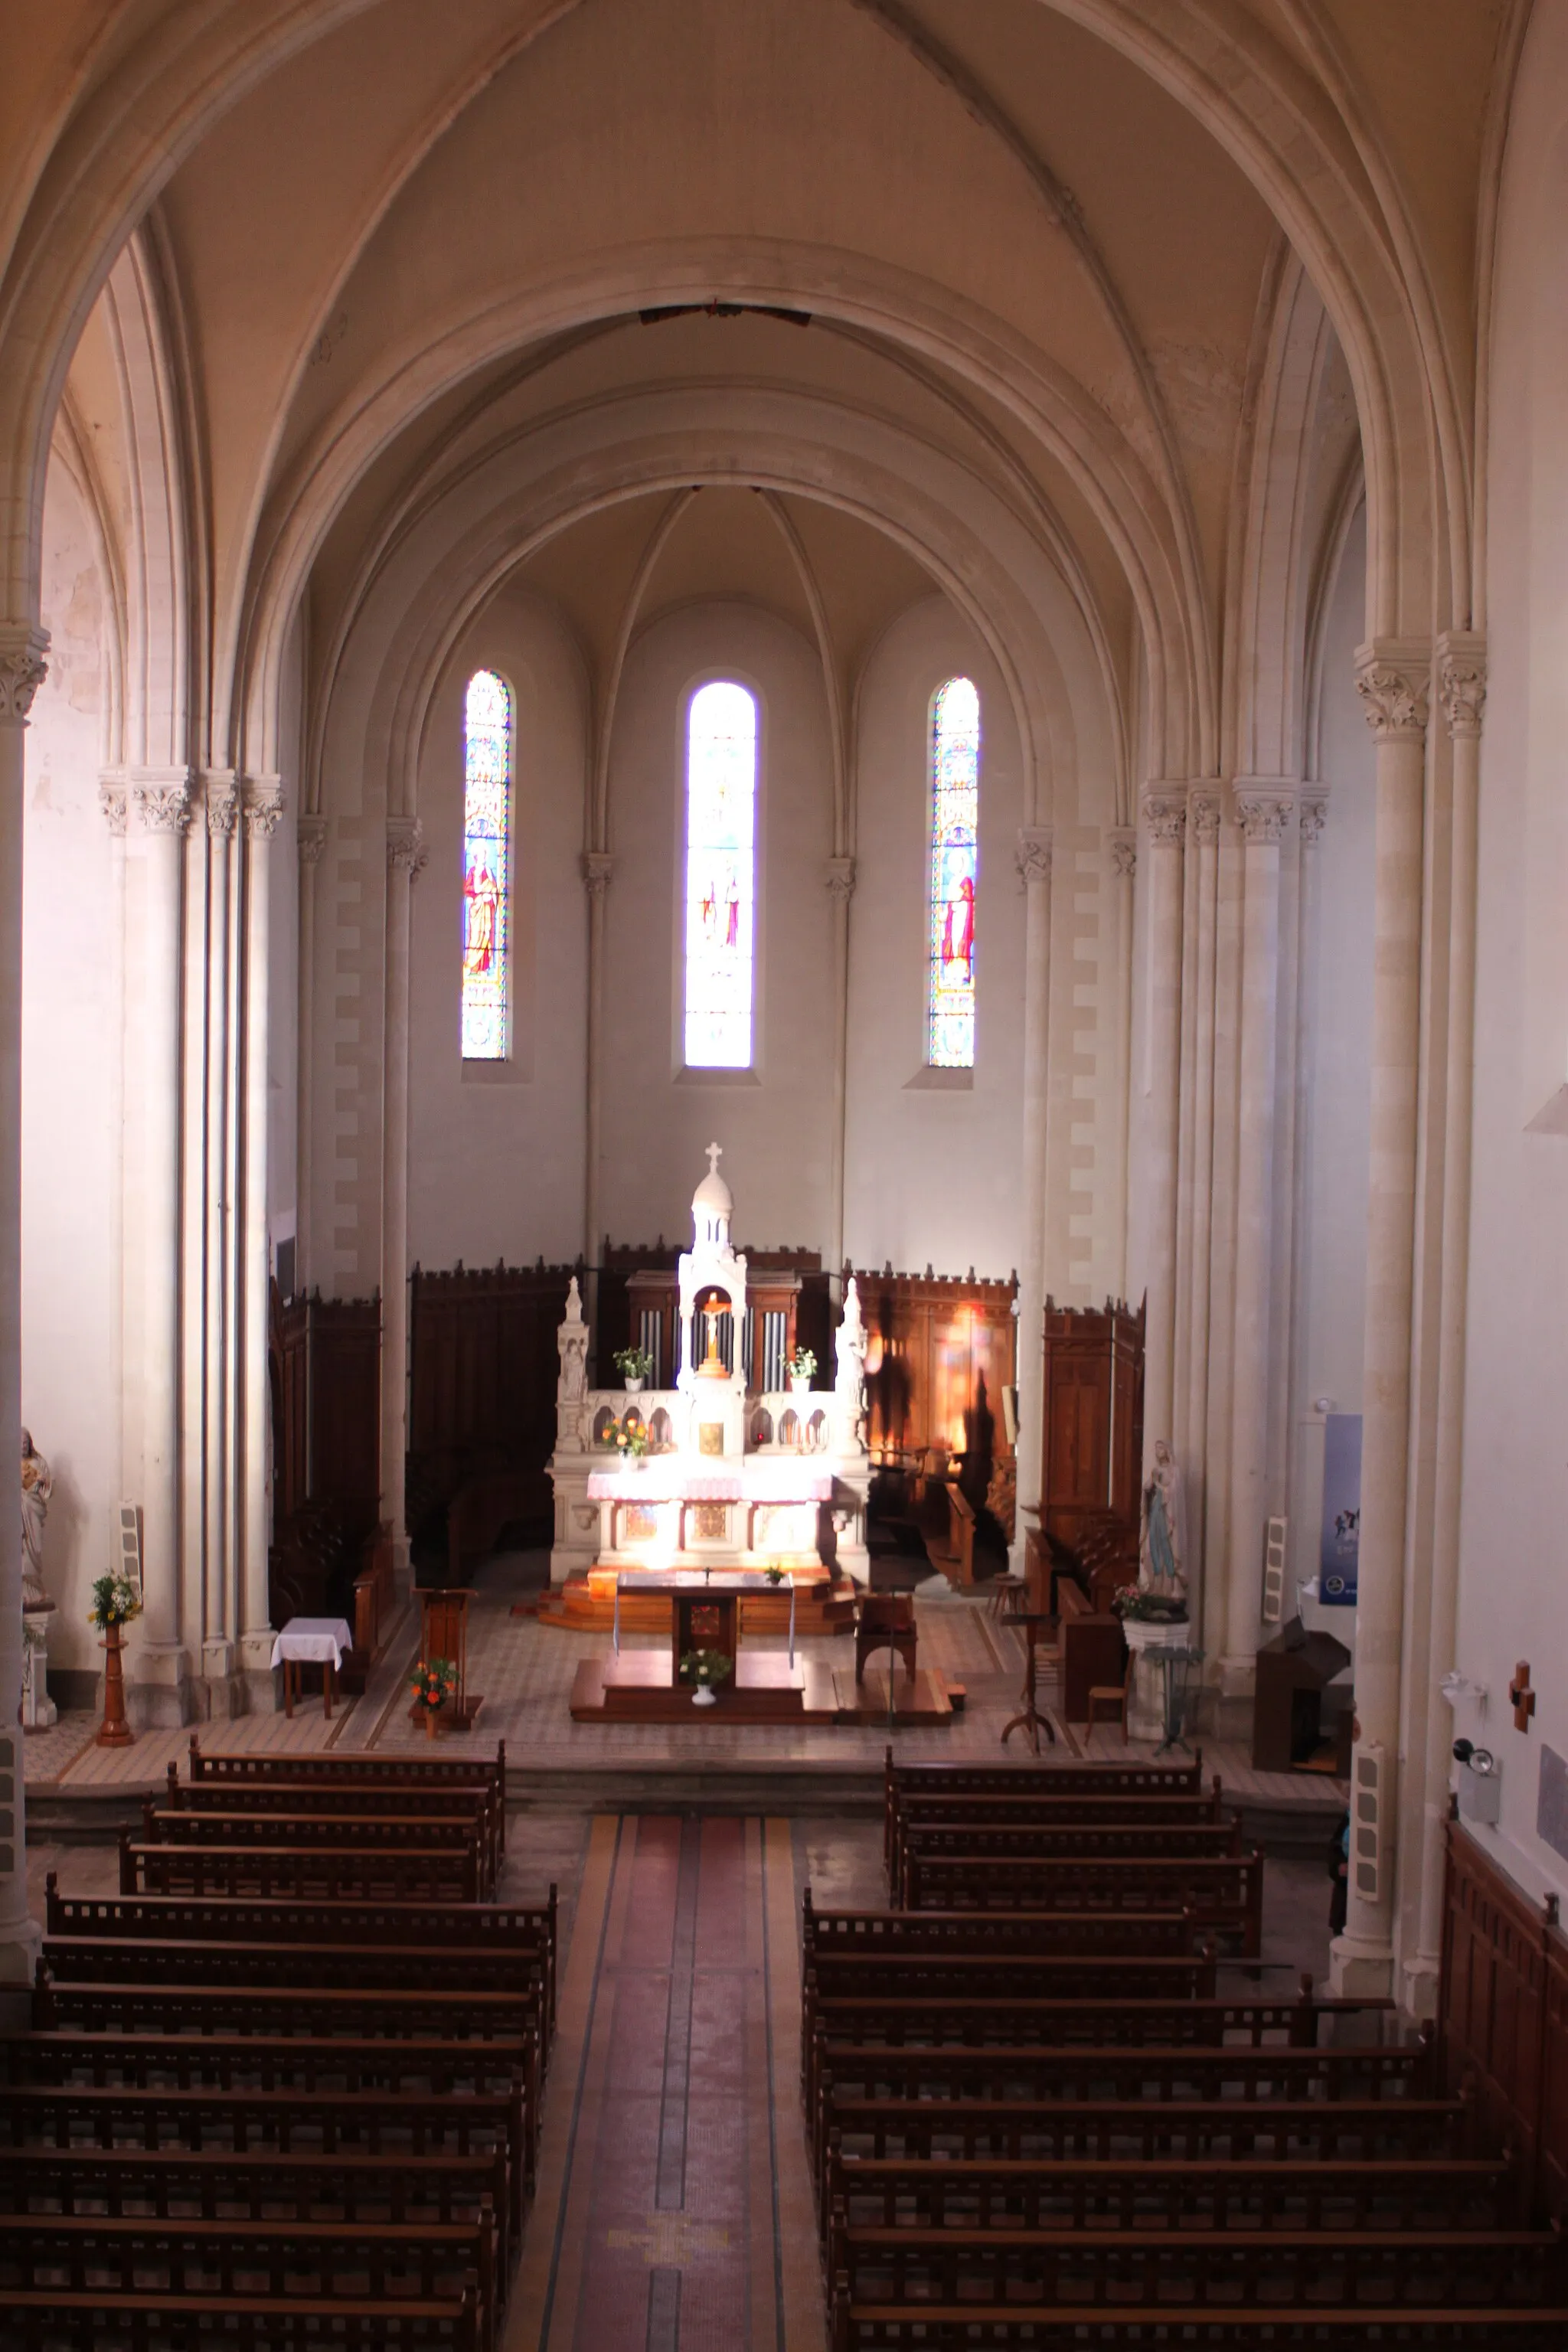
[
  {"x1": 684, "y1": 680, "x2": 757, "y2": 1068},
  {"x1": 928, "y1": 675, "x2": 980, "y2": 1067},
  {"x1": 461, "y1": 668, "x2": 511, "y2": 1060}
]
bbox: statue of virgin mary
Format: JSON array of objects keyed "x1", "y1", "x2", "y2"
[{"x1": 1139, "y1": 1439, "x2": 1186, "y2": 1596}]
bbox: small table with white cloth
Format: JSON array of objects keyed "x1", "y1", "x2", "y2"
[{"x1": 271, "y1": 1616, "x2": 354, "y2": 1719}]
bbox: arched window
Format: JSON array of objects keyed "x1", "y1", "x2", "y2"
[
  {"x1": 928, "y1": 675, "x2": 980, "y2": 1067},
  {"x1": 461, "y1": 668, "x2": 512, "y2": 1060},
  {"x1": 684, "y1": 680, "x2": 757, "y2": 1068}
]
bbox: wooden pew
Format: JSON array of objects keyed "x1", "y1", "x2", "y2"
[
  {"x1": 898, "y1": 1847, "x2": 1266, "y2": 1955},
  {"x1": 41, "y1": 1930, "x2": 543, "y2": 1992},
  {"x1": 160, "y1": 1766, "x2": 503, "y2": 1890},
  {"x1": 805, "y1": 1982, "x2": 1384, "y2": 2053},
  {"x1": 44, "y1": 1883, "x2": 558, "y2": 2032},
  {"x1": 187, "y1": 1740, "x2": 507, "y2": 1852},
  {"x1": 891, "y1": 1817, "x2": 1241, "y2": 1903},
  {"x1": 2, "y1": 2287, "x2": 480, "y2": 2351},
  {"x1": 0, "y1": 2214, "x2": 496, "y2": 2352},
  {"x1": 0, "y1": 2082, "x2": 528, "y2": 2238},
  {"x1": 802, "y1": 1892, "x2": 1208, "y2": 1965},
  {"x1": 826, "y1": 2147, "x2": 1519, "y2": 2234},
  {"x1": 883, "y1": 1748, "x2": 1208, "y2": 1867},
  {"x1": 139, "y1": 1805, "x2": 493, "y2": 1899},
  {"x1": 118, "y1": 1835, "x2": 482, "y2": 1903},
  {"x1": 804, "y1": 1947, "x2": 1224, "y2": 2004},
  {"x1": 34, "y1": 1971, "x2": 542, "y2": 2051}
]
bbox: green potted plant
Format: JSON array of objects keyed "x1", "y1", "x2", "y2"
[
  {"x1": 614, "y1": 1344, "x2": 654, "y2": 1393},
  {"x1": 679, "y1": 1648, "x2": 733, "y2": 1707},
  {"x1": 88, "y1": 1570, "x2": 142, "y2": 1749},
  {"x1": 763, "y1": 1564, "x2": 786, "y2": 1586},
  {"x1": 787, "y1": 1345, "x2": 817, "y2": 1393}
]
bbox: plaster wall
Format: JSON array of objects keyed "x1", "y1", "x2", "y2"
[
  {"x1": 407, "y1": 589, "x2": 589, "y2": 1269},
  {"x1": 1449, "y1": 0, "x2": 1568, "y2": 1906},
  {"x1": 21, "y1": 466, "x2": 122, "y2": 1677}
]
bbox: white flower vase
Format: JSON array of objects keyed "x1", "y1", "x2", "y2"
[
  {"x1": 692, "y1": 1683, "x2": 717, "y2": 1707},
  {"x1": 624, "y1": 1376, "x2": 645, "y2": 1393},
  {"x1": 789, "y1": 1375, "x2": 810, "y2": 1394}
]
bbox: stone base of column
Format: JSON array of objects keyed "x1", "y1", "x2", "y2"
[
  {"x1": 1399, "y1": 1952, "x2": 1441, "y2": 2022},
  {"x1": 390, "y1": 1533, "x2": 413, "y2": 1607},
  {"x1": 126, "y1": 1642, "x2": 193, "y2": 1730},
  {"x1": 198, "y1": 1639, "x2": 244, "y2": 1721},
  {"x1": 0, "y1": 1915, "x2": 42, "y2": 1996},
  {"x1": 237, "y1": 1628, "x2": 281, "y2": 1716},
  {"x1": 21, "y1": 1612, "x2": 57, "y2": 1730},
  {"x1": 1328, "y1": 1928, "x2": 1394, "y2": 1998}
]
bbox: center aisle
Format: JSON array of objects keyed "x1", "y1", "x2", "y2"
[{"x1": 508, "y1": 1814, "x2": 823, "y2": 2352}]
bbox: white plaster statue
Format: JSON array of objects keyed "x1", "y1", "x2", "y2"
[
  {"x1": 21, "y1": 1426, "x2": 52, "y2": 1612},
  {"x1": 834, "y1": 1277, "x2": 869, "y2": 1453},
  {"x1": 556, "y1": 1278, "x2": 590, "y2": 1455},
  {"x1": 1139, "y1": 1438, "x2": 1186, "y2": 1596}
]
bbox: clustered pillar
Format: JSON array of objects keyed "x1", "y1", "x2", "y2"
[{"x1": 1012, "y1": 826, "x2": 1054, "y2": 1558}]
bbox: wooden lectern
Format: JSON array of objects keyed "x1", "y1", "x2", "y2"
[{"x1": 418, "y1": 1587, "x2": 482, "y2": 1730}]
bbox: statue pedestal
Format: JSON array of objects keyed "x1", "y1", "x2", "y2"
[
  {"x1": 1122, "y1": 1617, "x2": 1183, "y2": 1743},
  {"x1": 21, "y1": 1604, "x2": 57, "y2": 1730}
]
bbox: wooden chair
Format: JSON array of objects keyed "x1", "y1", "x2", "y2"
[{"x1": 1086, "y1": 1659, "x2": 1132, "y2": 1740}]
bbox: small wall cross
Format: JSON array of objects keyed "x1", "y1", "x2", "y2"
[
  {"x1": 705, "y1": 1140, "x2": 723, "y2": 1178},
  {"x1": 1510, "y1": 1661, "x2": 1537, "y2": 1733}
]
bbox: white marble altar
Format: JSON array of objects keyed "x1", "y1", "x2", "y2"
[{"x1": 548, "y1": 1146, "x2": 871, "y2": 1591}]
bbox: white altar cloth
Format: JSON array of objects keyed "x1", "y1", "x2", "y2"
[
  {"x1": 586, "y1": 1460, "x2": 833, "y2": 1504},
  {"x1": 271, "y1": 1615, "x2": 354, "y2": 1670}
]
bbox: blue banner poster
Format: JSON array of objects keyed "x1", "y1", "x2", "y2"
[{"x1": 1318, "y1": 1412, "x2": 1362, "y2": 1606}]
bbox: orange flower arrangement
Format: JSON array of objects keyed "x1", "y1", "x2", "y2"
[{"x1": 410, "y1": 1655, "x2": 459, "y2": 1712}]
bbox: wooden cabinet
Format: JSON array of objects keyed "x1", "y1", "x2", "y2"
[{"x1": 1037, "y1": 1297, "x2": 1144, "y2": 1551}]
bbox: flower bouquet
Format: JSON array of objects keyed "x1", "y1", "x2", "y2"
[
  {"x1": 1111, "y1": 1583, "x2": 1188, "y2": 1625},
  {"x1": 787, "y1": 1347, "x2": 817, "y2": 1392},
  {"x1": 679, "y1": 1648, "x2": 733, "y2": 1707},
  {"x1": 89, "y1": 1571, "x2": 142, "y2": 1749},
  {"x1": 411, "y1": 1655, "x2": 459, "y2": 1736}
]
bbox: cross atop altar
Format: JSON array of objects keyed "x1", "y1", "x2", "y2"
[{"x1": 545, "y1": 1145, "x2": 872, "y2": 1609}]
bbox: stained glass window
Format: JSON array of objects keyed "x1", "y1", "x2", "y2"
[
  {"x1": 684, "y1": 680, "x2": 757, "y2": 1068},
  {"x1": 461, "y1": 668, "x2": 511, "y2": 1060},
  {"x1": 928, "y1": 675, "x2": 980, "y2": 1067}
]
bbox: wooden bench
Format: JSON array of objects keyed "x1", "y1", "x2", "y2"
[
  {"x1": 0, "y1": 2082, "x2": 528, "y2": 2236},
  {"x1": 0, "y1": 2213, "x2": 497, "y2": 2352},
  {"x1": 118, "y1": 1837, "x2": 483, "y2": 1903},
  {"x1": 41, "y1": 1929, "x2": 544, "y2": 1991},
  {"x1": 804, "y1": 1946, "x2": 1224, "y2": 2003},
  {"x1": 160, "y1": 1766, "x2": 504, "y2": 1889},
  {"x1": 826, "y1": 2148, "x2": 1519, "y2": 2234},
  {"x1": 829, "y1": 2286, "x2": 1568, "y2": 2352},
  {"x1": 139, "y1": 1805, "x2": 494, "y2": 1897},
  {"x1": 2, "y1": 2285, "x2": 480, "y2": 2350},
  {"x1": 187, "y1": 1739, "x2": 506, "y2": 1851},
  {"x1": 898, "y1": 1847, "x2": 1266, "y2": 1955},
  {"x1": 883, "y1": 1748, "x2": 1207, "y2": 1865},
  {"x1": 34, "y1": 1972, "x2": 543, "y2": 2053},
  {"x1": 891, "y1": 1817, "x2": 1242, "y2": 1902},
  {"x1": 812, "y1": 2037, "x2": 1436, "y2": 2105},
  {"x1": 803, "y1": 1893, "x2": 1207, "y2": 1963},
  {"x1": 805, "y1": 1982, "x2": 1384, "y2": 2052},
  {"x1": 891, "y1": 1788, "x2": 1228, "y2": 1828}
]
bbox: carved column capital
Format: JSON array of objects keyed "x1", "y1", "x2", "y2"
[
  {"x1": 97, "y1": 776, "x2": 128, "y2": 836},
  {"x1": 825, "y1": 854, "x2": 856, "y2": 903},
  {"x1": 1013, "y1": 827, "x2": 1053, "y2": 887},
  {"x1": 1188, "y1": 792, "x2": 1221, "y2": 846},
  {"x1": 1106, "y1": 827, "x2": 1136, "y2": 880},
  {"x1": 1300, "y1": 791, "x2": 1328, "y2": 849},
  {"x1": 1354, "y1": 639, "x2": 1430, "y2": 742},
  {"x1": 297, "y1": 814, "x2": 328, "y2": 866},
  {"x1": 204, "y1": 770, "x2": 239, "y2": 838},
  {"x1": 132, "y1": 769, "x2": 194, "y2": 835},
  {"x1": 0, "y1": 626, "x2": 49, "y2": 723},
  {"x1": 1141, "y1": 784, "x2": 1189, "y2": 847},
  {"x1": 387, "y1": 814, "x2": 426, "y2": 878},
  {"x1": 581, "y1": 850, "x2": 614, "y2": 898},
  {"x1": 1437, "y1": 632, "x2": 1487, "y2": 741},
  {"x1": 1233, "y1": 782, "x2": 1296, "y2": 845},
  {"x1": 243, "y1": 776, "x2": 284, "y2": 841}
]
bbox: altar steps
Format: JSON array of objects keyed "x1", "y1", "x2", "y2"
[
  {"x1": 567, "y1": 1651, "x2": 955, "y2": 1726},
  {"x1": 534, "y1": 1572, "x2": 860, "y2": 1638}
]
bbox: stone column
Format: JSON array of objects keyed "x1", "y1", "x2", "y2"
[
  {"x1": 1406, "y1": 637, "x2": 1485, "y2": 2015},
  {"x1": 381, "y1": 818, "x2": 425, "y2": 1581},
  {"x1": 237, "y1": 779, "x2": 283, "y2": 1702},
  {"x1": 1177, "y1": 792, "x2": 1220, "y2": 1647},
  {"x1": 825, "y1": 856, "x2": 855, "y2": 1282},
  {"x1": 1106, "y1": 829, "x2": 1136, "y2": 1301},
  {"x1": 132, "y1": 768, "x2": 194, "y2": 1726},
  {"x1": 581, "y1": 851, "x2": 612, "y2": 1372},
  {"x1": 202, "y1": 776, "x2": 238, "y2": 1702},
  {"x1": 1331, "y1": 642, "x2": 1429, "y2": 1997},
  {"x1": 1140, "y1": 786, "x2": 1188, "y2": 1465},
  {"x1": 0, "y1": 629, "x2": 47, "y2": 1988},
  {"x1": 1223, "y1": 786, "x2": 1294, "y2": 1694},
  {"x1": 295, "y1": 816, "x2": 327, "y2": 1288},
  {"x1": 1011, "y1": 828, "x2": 1054, "y2": 1565}
]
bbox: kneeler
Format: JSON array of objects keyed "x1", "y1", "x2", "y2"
[{"x1": 419, "y1": 1586, "x2": 483, "y2": 1730}]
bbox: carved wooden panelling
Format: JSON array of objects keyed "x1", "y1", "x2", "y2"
[
  {"x1": 408, "y1": 1259, "x2": 582, "y2": 1537},
  {"x1": 1439, "y1": 1820, "x2": 1566, "y2": 2216},
  {"x1": 1038, "y1": 1297, "x2": 1145, "y2": 1550},
  {"x1": 850, "y1": 1267, "x2": 1018, "y2": 1473},
  {"x1": 273, "y1": 1287, "x2": 381, "y2": 1533}
]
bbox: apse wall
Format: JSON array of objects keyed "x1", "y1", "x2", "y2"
[
  {"x1": 21, "y1": 464, "x2": 122, "y2": 1681},
  {"x1": 1452, "y1": 0, "x2": 1568, "y2": 1904},
  {"x1": 844, "y1": 596, "x2": 1024, "y2": 1284},
  {"x1": 407, "y1": 587, "x2": 589, "y2": 1269},
  {"x1": 598, "y1": 600, "x2": 837, "y2": 1253}
]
